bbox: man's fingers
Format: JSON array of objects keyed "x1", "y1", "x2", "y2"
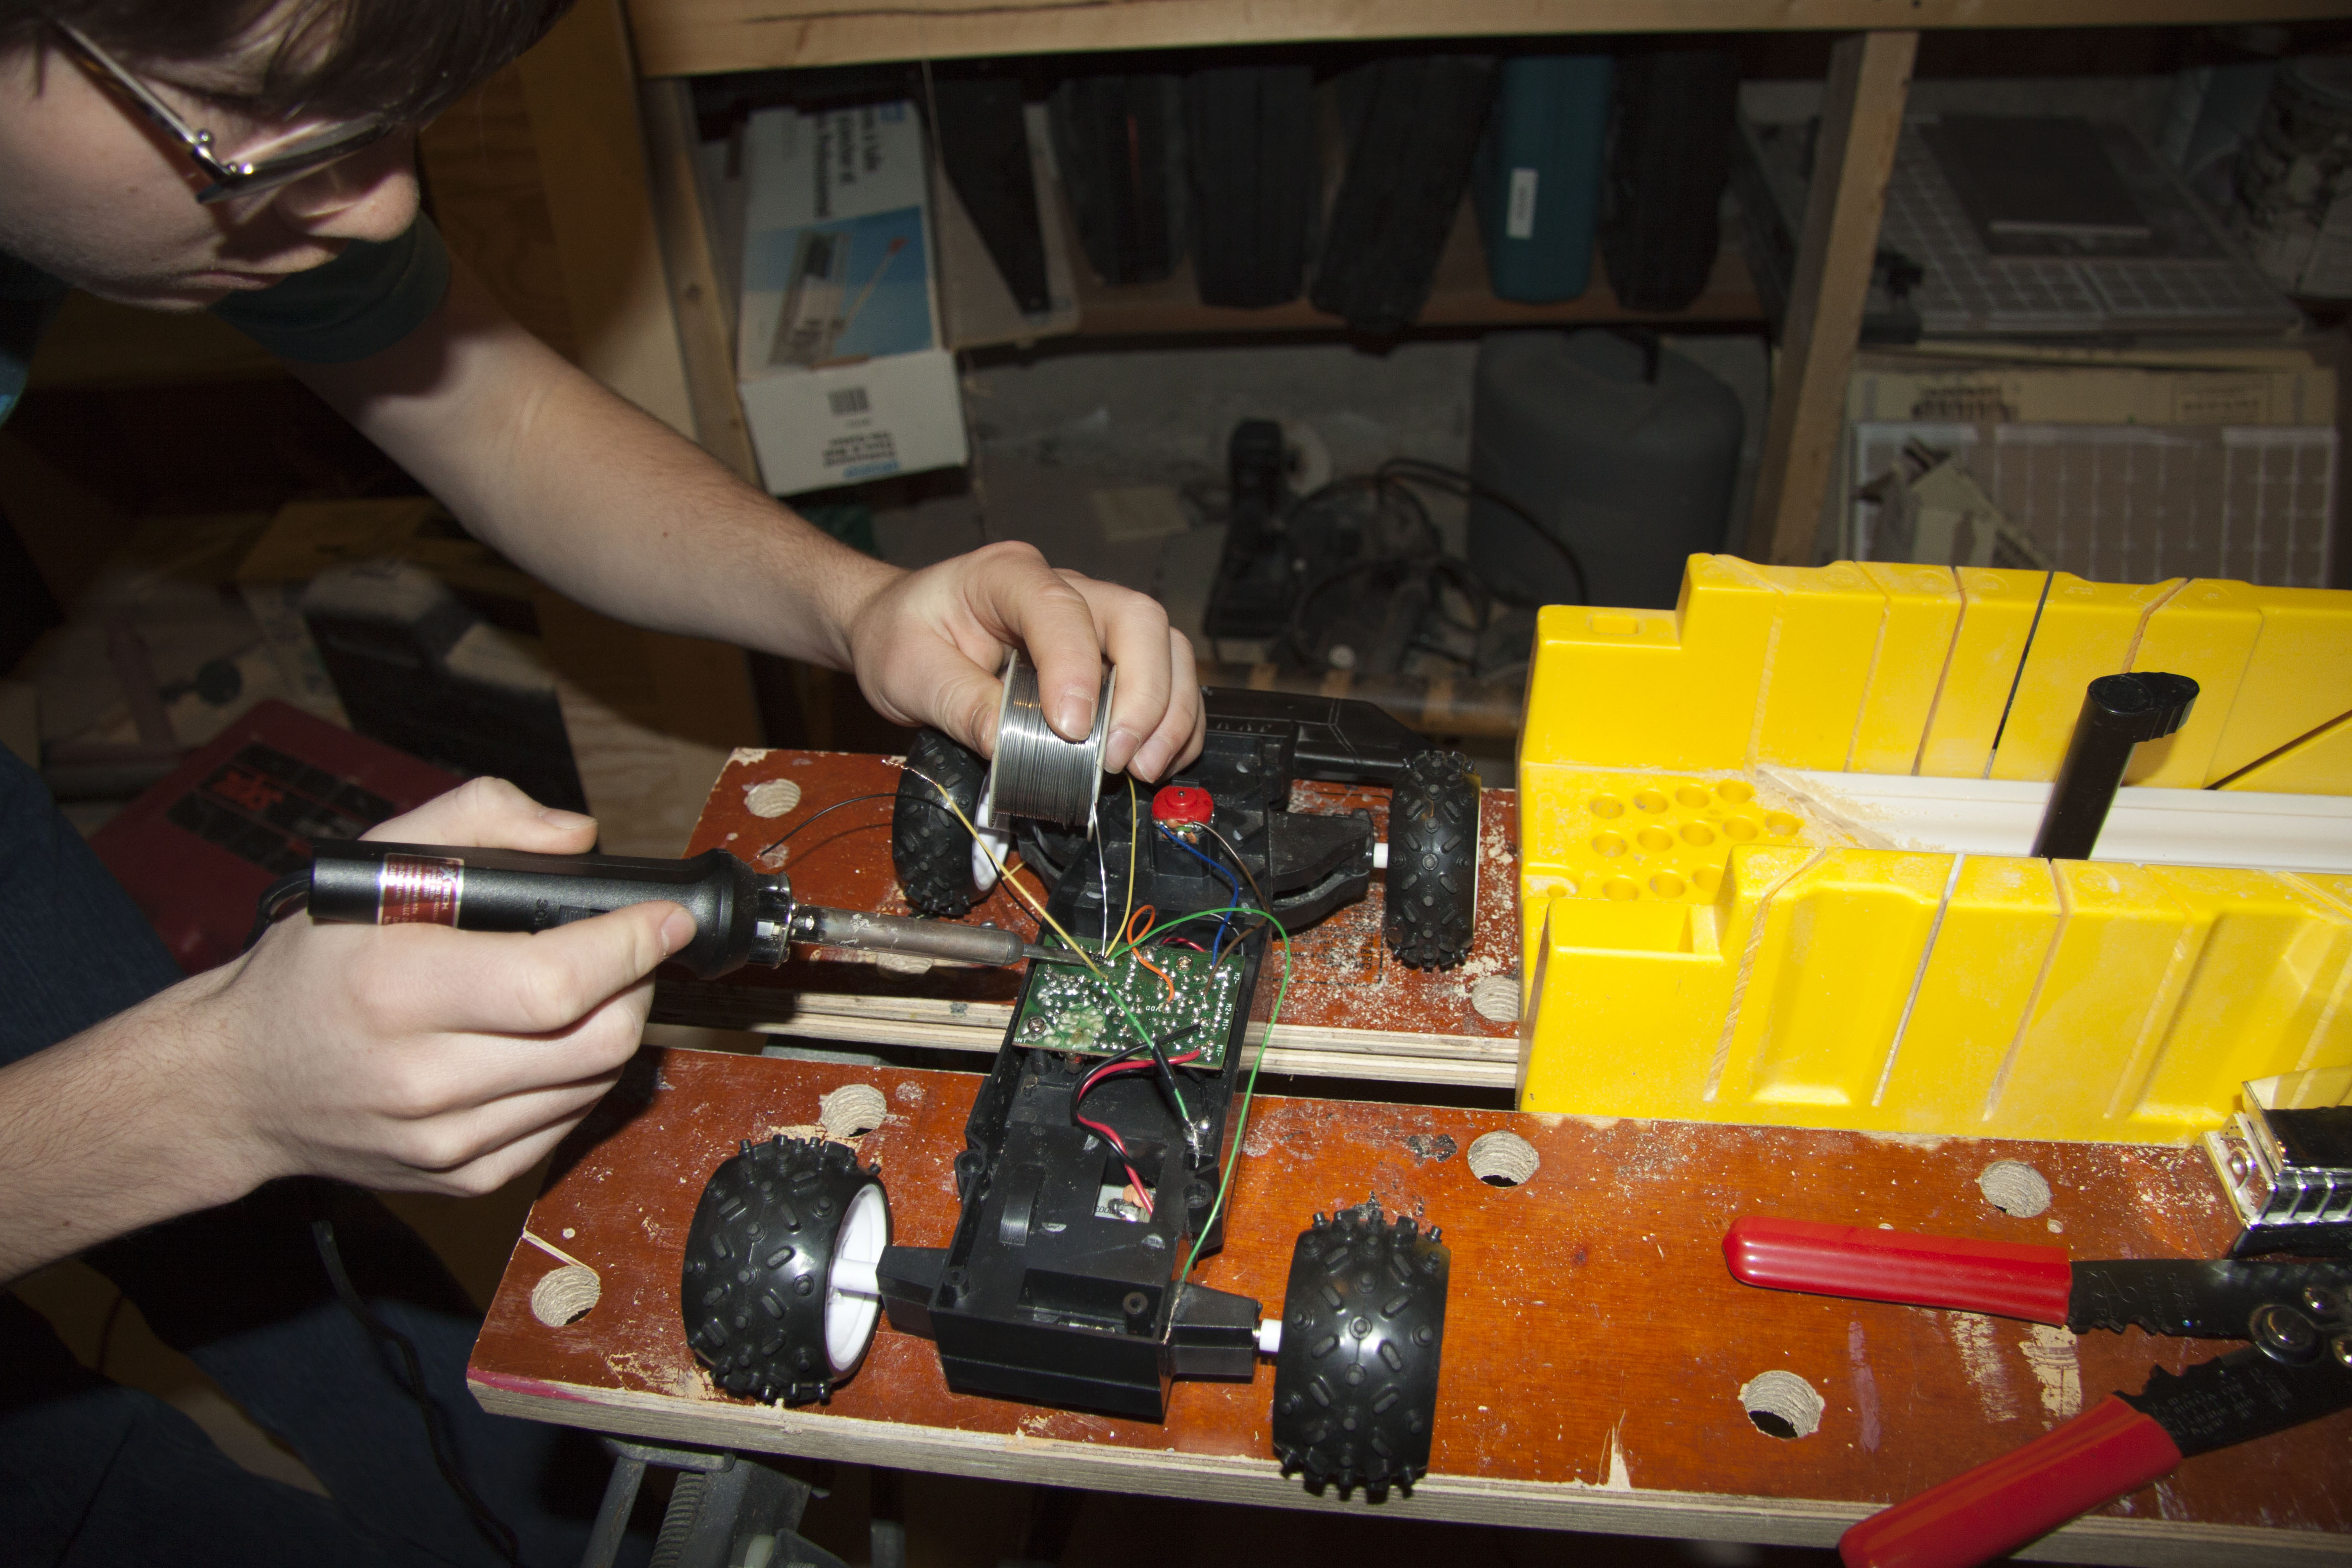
[
  {"x1": 380, "y1": 1082, "x2": 622, "y2": 1196},
  {"x1": 1129, "y1": 628, "x2": 1205, "y2": 781},
  {"x1": 395, "y1": 980, "x2": 655, "y2": 1116},
  {"x1": 929, "y1": 659, "x2": 1008, "y2": 759},
  {"x1": 362, "y1": 901, "x2": 690, "y2": 1039},
  {"x1": 987, "y1": 552, "x2": 1108, "y2": 741},
  {"x1": 363, "y1": 776, "x2": 598, "y2": 854},
  {"x1": 1069, "y1": 574, "x2": 1179, "y2": 776}
]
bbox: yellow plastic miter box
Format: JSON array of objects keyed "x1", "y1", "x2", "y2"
[{"x1": 1515, "y1": 555, "x2": 2352, "y2": 1145}]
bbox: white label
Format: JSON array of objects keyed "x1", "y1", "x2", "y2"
[{"x1": 1506, "y1": 168, "x2": 1540, "y2": 241}]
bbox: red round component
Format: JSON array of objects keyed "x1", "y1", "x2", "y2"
[{"x1": 1151, "y1": 785, "x2": 1214, "y2": 827}]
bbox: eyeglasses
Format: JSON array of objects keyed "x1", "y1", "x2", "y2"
[{"x1": 53, "y1": 21, "x2": 398, "y2": 205}]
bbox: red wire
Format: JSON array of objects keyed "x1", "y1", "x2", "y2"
[
  {"x1": 1071, "y1": 1048, "x2": 1203, "y2": 1221},
  {"x1": 1077, "y1": 1047, "x2": 1202, "y2": 1099}
]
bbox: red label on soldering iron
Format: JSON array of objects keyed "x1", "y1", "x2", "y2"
[
  {"x1": 1151, "y1": 785, "x2": 1213, "y2": 827},
  {"x1": 379, "y1": 855, "x2": 462, "y2": 926}
]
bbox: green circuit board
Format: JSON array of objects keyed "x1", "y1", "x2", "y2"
[{"x1": 1013, "y1": 937, "x2": 1246, "y2": 1067}]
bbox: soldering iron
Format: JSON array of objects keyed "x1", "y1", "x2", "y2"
[{"x1": 273, "y1": 839, "x2": 1065, "y2": 979}]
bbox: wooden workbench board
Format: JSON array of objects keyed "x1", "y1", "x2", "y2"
[
  {"x1": 658, "y1": 748, "x2": 1524, "y2": 1086},
  {"x1": 471, "y1": 1049, "x2": 2352, "y2": 1562}
]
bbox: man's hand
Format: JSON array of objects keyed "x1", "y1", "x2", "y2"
[
  {"x1": 195, "y1": 778, "x2": 689, "y2": 1197},
  {"x1": 0, "y1": 778, "x2": 690, "y2": 1281},
  {"x1": 845, "y1": 540, "x2": 1205, "y2": 780}
]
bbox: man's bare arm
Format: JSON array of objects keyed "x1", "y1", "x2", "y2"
[
  {"x1": 0, "y1": 967, "x2": 250, "y2": 1282},
  {"x1": 289, "y1": 259, "x2": 1201, "y2": 778}
]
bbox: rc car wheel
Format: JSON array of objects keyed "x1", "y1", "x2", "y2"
[
  {"x1": 1270, "y1": 1200, "x2": 1450, "y2": 1499},
  {"x1": 682, "y1": 1135, "x2": 889, "y2": 1405},
  {"x1": 1383, "y1": 749, "x2": 1477, "y2": 970},
  {"x1": 892, "y1": 727, "x2": 987, "y2": 915}
]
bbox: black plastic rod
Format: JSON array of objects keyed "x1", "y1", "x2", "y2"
[{"x1": 2029, "y1": 672, "x2": 2200, "y2": 861}]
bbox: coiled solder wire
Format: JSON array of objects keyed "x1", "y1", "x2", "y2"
[{"x1": 987, "y1": 649, "x2": 1115, "y2": 829}]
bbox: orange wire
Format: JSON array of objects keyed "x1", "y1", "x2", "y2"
[
  {"x1": 1116, "y1": 904, "x2": 1175, "y2": 1001},
  {"x1": 1131, "y1": 949, "x2": 1176, "y2": 1003}
]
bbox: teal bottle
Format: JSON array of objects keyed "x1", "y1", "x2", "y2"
[{"x1": 1474, "y1": 55, "x2": 1614, "y2": 303}]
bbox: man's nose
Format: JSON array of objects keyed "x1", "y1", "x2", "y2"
[{"x1": 264, "y1": 134, "x2": 421, "y2": 243}]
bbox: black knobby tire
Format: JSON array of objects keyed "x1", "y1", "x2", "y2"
[
  {"x1": 682, "y1": 1136, "x2": 885, "y2": 1405},
  {"x1": 892, "y1": 728, "x2": 987, "y2": 916},
  {"x1": 1271, "y1": 1200, "x2": 1450, "y2": 1499},
  {"x1": 1383, "y1": 749, "x2": 1477, "y2": 970}
]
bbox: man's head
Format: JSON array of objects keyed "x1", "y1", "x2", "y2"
[{"x1": 0, "y1": 0, "x2": 571, "y2": 309}]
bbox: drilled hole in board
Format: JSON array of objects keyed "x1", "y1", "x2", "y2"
[
  {"x1": 531, "y1": 1265, "x2": 601, "y2": 1326},
  {"x1": 1469, "y1": 975, "x2": 1521, "y2": 1024},
  {"x1": 1467, "y1": 1131, "x2": 1540, "y2": 1188},
  {"x1": 744, "y1": 779, "x2": 803, "y2": 819},
  {"x1": 1979, "y1": 1160, "x2": 2053, "y2": 1218},
  {"x1": 1739, "y1": 1370, "x2": 1823, "y2": 1439},
  {"x1": 820, "y1": 1083, "x2": 888, "y2": 1141}
]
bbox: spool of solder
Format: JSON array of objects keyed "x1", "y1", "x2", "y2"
[{"x1": 987, "y1": 648, "x2": 1116, "y2": 830}]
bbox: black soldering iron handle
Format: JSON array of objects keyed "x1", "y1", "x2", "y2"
[
  {"x1": 305, "y1": 840, "x2": 790, "y2": 980},
  {"x1": 2029, "y1": 672, "x2": 2199, "y2": 862}
]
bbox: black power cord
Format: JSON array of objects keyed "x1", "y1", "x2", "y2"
[
  {"x1": 312, "y1": 1219, "x2": 524, "y2": 1568},
  {"x1": 1211, "y1": 451, "x2": 1588, "y2": 681},
  {"x1": 1376, "y1": 456, "x2": 1590, "y2": 604}
]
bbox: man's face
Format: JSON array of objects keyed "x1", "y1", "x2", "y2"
[{"x1": 0, "y1": 27, "x2": 422, "y2": 310}]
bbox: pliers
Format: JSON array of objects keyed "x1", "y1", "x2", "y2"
[{"x1": 1722, "y1": 1216, "x2": 2352, "y2": 1568}]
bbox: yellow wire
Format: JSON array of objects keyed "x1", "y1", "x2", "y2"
[
  {"x1": 891, "y1": 760, "x2": 1113, "y2": 988},
  {"x1": 1120, "y1": 774, "x2": 1138, "y2": 955}
]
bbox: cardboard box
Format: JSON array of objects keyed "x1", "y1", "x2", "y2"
[
  {"x1": 1831, "y1": 349, "x2": 2342, "y2": 577},
  {"x1": 1849, "y1": 354, "x2": 2338, "y2": 430},
  {"x1": 735, "y1": 102, "x2": 968, "y2": 495}
]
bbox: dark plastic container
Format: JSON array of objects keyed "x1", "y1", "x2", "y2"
[
  {"x1": 1473, "y1": 55, "x2": 1614, "y2": 303},
  {"x1": 1468, "y1": 329, "x2": 1745, "y2": 611}
]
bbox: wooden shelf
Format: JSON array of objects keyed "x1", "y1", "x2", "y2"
[
  {"x1": 625, "y1": 0, "x2": 2352, "y2": 78},
  {"x1": 1069, "y1": 197, "x2": 1761, "y2": 338}
]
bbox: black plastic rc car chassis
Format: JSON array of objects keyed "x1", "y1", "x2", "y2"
[{"x1": 682, "y1": 688, "x2": 1475, "y2": 1497}]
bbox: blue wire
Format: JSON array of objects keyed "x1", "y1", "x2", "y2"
[{"x1": 1156, "y1": 824, "x2": 1240, "y2": 961}]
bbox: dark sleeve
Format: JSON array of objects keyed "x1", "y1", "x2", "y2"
[{"x1": 208, "y1": 216, "x2": 453, "y2": 365}]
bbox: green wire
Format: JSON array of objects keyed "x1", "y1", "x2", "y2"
[
  {"x1": 1047, "y1": 902, "x2": 1286, "y2": 1248},
  {"x1": 1181, "y1": 908, "x2": 1289, "y2": 1280}
]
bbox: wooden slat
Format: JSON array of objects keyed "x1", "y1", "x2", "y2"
[
  {"x1": 658, "y1": 748, "x2": 1529, "y2": 1071},
  {"x1": 624, "y1": 0, "x2": 2352, "y2": 78},
  {"x1": 468, "y1": 1049, "x2": 2352, "y2": 1562},
  {"x1": 636, "y1": 78, "x2": 764, "y2": 482},
  {"x1": 1745, "y1": 30, "x2": 1916, "y2": 567},
  {"x1": 652, "y1": 981, "x2": 1524, "y2": 1085},
  {"x1": 512, "y1": 0, "x2": 698, "y2": 437}
]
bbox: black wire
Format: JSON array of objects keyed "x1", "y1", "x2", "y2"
[
  {"x1": 757, "y1": 791, "x2": 904, "y2": 858},
  {"x1": 311, "y1": 1220, "x2": 523, "y2": 1568},
  {"x1": 1283, "y1": 548, "x2": 1491, "y2": 667},
  {"x1": 244, "y1": 869, "x2": 312, "y2": 953},
  {"x1": 1071, "y1": 1025, "x2": 1203, "y2": 1124},
  {"x1": 1377, "y1": 457, "x2": 1589, "y2": 603}
]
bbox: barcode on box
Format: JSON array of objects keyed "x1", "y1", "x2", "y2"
[{"x1": 828, "y1": 387, "x2": 870, "y2": 416}]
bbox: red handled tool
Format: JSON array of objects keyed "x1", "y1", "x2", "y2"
[{"x1": 1723, "y1": 1216, "x2": 2352, "y2": 1568}]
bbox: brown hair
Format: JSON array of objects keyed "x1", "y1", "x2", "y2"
[{"x1": 3, "y1": 0, "x2": 575, "y2": 122}]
